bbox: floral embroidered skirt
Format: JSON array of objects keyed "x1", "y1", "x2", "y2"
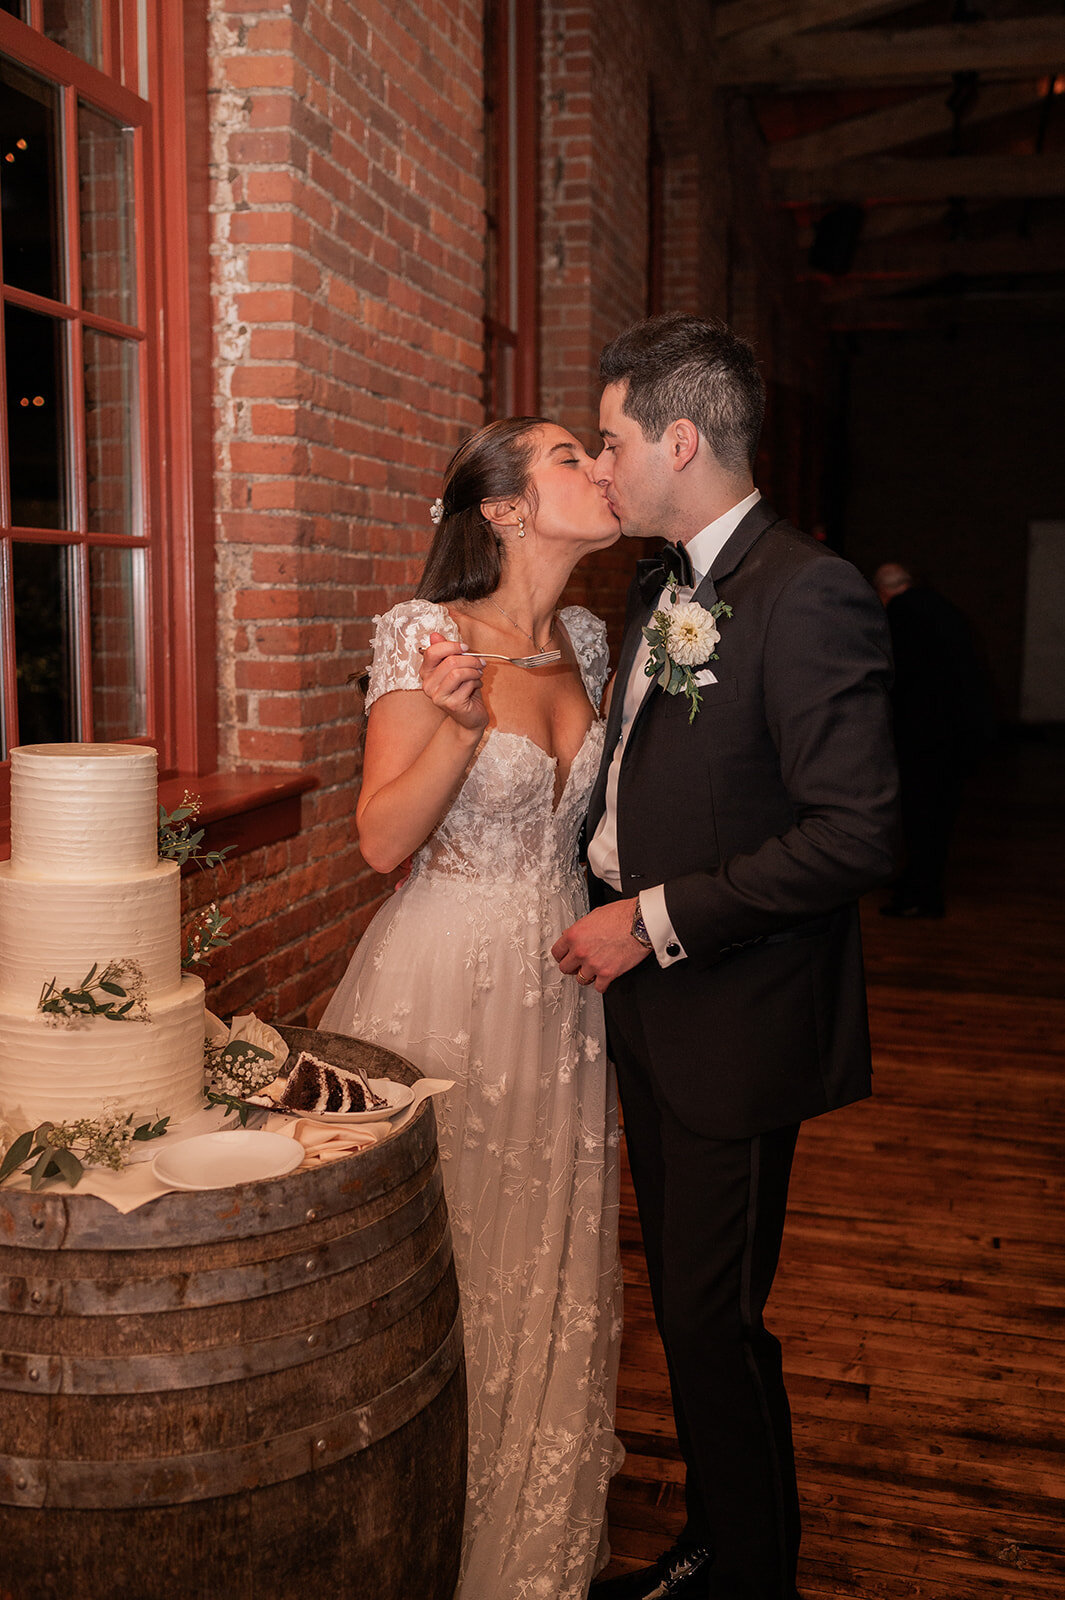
[{"x1": 320, "y1": 869, "x2": 623, "y2": 1600}]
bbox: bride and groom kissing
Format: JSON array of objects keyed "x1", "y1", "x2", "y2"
[{"x1": 319, "y1": 313, "x2": 898, "y2": 1600}]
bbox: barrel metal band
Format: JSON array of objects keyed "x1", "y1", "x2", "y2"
[
  {"x1": 0, "y1": 1306, "x2": 465, "y2": 1508},
  {"x1": 2, "y1": 1160, "x2": 444, "y2": 1318},
  {"x1": 0, "y1": 1218, "x2": 453, "y2": 1396}
]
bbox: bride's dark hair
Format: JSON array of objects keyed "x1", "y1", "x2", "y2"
[{"x1": 416, "y1": 416, "x2": 548, "y2": 603}]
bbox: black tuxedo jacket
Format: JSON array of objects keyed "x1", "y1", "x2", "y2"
[{"x1": 587, "y1": 500, "x2": 899, "y2": 1140}]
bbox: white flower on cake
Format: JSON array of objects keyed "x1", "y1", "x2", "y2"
[{"x1": 664, "y1": 602, "x2": 721, "y2": 666}]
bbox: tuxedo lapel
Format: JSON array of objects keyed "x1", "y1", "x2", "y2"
[
  {"x1": 586, "y1": 588, "x2": 651, "y2": 833},
  {"x1": 707, "y1": 498, "x2": 781, "y2": 589},
  {"x1": 588, "y1": 502, "x2": 782, "y2": 833}
]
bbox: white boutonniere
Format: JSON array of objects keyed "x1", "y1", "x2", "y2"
[{"x1": 643, "y1": 597, "x2": 733, "y2": 723}]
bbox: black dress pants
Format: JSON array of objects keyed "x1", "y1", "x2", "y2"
[
  {"x1": 893, "y1": 747, "x2": 966, "y2": 912},
  {"x1": 606, "y1": 978, "x2": 801, "y2": 1600}
]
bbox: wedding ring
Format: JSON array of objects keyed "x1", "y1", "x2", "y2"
[{"x1": 577, "y1": 969, "x2": 595, "y2": 986}]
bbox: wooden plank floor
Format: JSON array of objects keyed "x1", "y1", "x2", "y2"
[{"x1": 601, "y1": 740, "x2": 1065, "y2": 1598}]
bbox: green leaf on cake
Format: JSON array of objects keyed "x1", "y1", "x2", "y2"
[
  {"x1": 50, "y1": 1147, "x2": 84, "y2": 1187},
  {"x1": 132, "y1": 1117, "x2": 170, "y2": 1142},
  {"x1": 28, "y1": 1147, "x2": 58, "y2": 1190},
  {"x1": 0, "y1": 1129, "x2": 36, "y2": 1184}
]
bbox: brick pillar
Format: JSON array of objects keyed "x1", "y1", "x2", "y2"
[{"x1": 198, "y1": 0, "x2": 486, "y2": 1022}]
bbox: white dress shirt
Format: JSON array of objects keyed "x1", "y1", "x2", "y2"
[{"x1": 588, "y1": 490, "x2": 761, "y2": 966}]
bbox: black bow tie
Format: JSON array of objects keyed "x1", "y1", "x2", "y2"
[{"x1": 636, "y1": 540, "x2": 696, "y2": 605}]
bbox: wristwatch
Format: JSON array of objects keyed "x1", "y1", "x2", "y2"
[{"x1": 630, "y1": 897, "x2": 653, "y2": 949}]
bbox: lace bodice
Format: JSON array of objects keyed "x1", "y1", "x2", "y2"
[{"x1": 365, "y1": 599, "x2": 609, "y2": 888}]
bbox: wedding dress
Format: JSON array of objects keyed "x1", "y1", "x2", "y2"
[{"x1": 320, "y1": 598, "x2": 623, "y2": 1600}]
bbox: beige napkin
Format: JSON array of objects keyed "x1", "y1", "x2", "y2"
[
  {"x1": 265, "y1": 1114, "x2": 379, "y2": 1161},
  {"x1": 264, "y1": 1076, "x2": 454, "y2": 1164}
]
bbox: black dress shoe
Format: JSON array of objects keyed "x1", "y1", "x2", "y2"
[{"x1": 589, "y1": 1543, "x2": 713, "y2": 1598}]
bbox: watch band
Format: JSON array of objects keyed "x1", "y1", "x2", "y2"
[{"x1": 630, "y1": 896, "x2": 653, "y2": 949}]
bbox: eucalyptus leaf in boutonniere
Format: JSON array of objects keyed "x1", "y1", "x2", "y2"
[{"x1": 643, "y1": 597, "x2": 734, "y2": 723}]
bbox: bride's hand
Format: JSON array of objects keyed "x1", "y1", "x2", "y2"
[{"x1": 420, "y1": 632, "x2": 489, "y2": 734}]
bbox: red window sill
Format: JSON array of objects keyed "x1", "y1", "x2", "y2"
[{"x1": 0, "y1": 770, "x2": 317, "y2": 863}]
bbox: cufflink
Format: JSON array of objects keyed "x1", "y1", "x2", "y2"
[{"x1": 666, "y1": 941, "x2": 681, "y2": 957}]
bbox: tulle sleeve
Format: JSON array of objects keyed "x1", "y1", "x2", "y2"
[
  {"x1": 559, "y1": 606, "x2": 610, "y2": 705},
  {"x1": 364, "y1": 599, "x2": 459, "y2": 712}
]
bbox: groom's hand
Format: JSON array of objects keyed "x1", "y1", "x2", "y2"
[{"x1": 552, "y1": 899, "x2": 651, "y2": 993}]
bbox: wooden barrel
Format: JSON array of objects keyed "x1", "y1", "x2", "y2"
[{"x1": 0, "y1": 1027, "x2": 466, "y2": 1600}]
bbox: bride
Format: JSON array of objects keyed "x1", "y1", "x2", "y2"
[{"x1": 319, "y1": 416, "x2": 624, "y2": 1599}]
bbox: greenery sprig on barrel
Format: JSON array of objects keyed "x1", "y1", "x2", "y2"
[{"x1": 0, "y1": 1110, "x2": 170, "y2": 1191}]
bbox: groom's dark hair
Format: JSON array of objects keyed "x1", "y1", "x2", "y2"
[{"x1": 600, "y1": 313, "x2": 765, "y2": 472}]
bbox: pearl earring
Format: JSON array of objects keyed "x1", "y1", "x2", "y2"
[{"x1": 517, "y1": 516, "x2": 526, "y2": 537}]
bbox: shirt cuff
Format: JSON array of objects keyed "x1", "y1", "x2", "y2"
[{"x1": 640, "y1": 885, "x2": 686, "y2": 967}]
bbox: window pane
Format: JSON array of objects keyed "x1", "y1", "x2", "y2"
[
  {"x1": 42, "y1": 1, "x2": 103, "y2": 72},
  {"x1": 5, "y1": 304, "x2": 69, "y2": 529},
  {"x1": 89, "y1": 544, "x2": 146, "y2": 739},
  {"x1": 12, "y1": 539, "x2": 76, "y2": 744},
  {"x1": 4, "y1": 305, "x2": 68, "y2": 529},
  {"x1": 85, "y1": 328, "x2": 137, "y2": 535},
  {"x1": 0, "y1": 3, "x2": 29, "y2": 19},
  {"x1": 79, "y1": 101, "x2": 136, "y2": 325},
  {"x1": 0, "y1": 59, "x2": 62, "y2": 301}
]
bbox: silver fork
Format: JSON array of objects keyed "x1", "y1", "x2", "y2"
[{"x1": 474, "y1": 649, "x2": 562, "y2": 669}]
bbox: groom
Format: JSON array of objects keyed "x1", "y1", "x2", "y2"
[{"x1": 553, "y1": 314, "x2": 898, "y2": 1599}]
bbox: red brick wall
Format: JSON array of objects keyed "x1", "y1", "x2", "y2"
[
  {"x1": 189, "y1": 0, "x2": 825, "y2": 1030},
  {"x1": 194, "y1": 0, "x2": 485, "y2": 1025},
  {"x1": 540, "y1": 1, "x2": 737, "y2": 646}
]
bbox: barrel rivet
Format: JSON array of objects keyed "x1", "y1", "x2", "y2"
[
  {"x1": 316, "y1": 1438, "x2": 327, "y2": 1452},
  {"x1": 30, "y1": 1290, "x2": 43, "y2": 1305},
  {"x1": 28, "y1": 1369, "x2": 40, "y2": 1382},
  {"x1": 15, "y1": 1476, "x2": 27, "y2": 1491},
  {"x1": 304, "y1": 1258, "x2": 316, "y2": 1272},
  {"x1": 306, "y1": 1333, "x2": 318, "y2": 1347},
  {"x1": 32, "y1": 1217, "x2": 45, "y2": 1231},
  {"x1": 305, "y1": 1208, "x2": 318, "y2": 1222}
]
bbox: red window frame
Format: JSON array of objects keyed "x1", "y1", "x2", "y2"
[
  {"x1": 0, "y1": 0, "x2": 215, "y2": 798},
  {"x1": 484, "y1": 0, "x2": 540, "y2": 418}
]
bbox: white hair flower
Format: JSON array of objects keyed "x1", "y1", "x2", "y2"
[
  {"x1": 429, "y1": 497, "x2": 445, "y2": 525},
  {"x1": 664, "y1": 601, "x2": 721, "y2": 667}
]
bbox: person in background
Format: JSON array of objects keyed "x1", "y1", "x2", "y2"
[{"x1": 874, "y1": 562, "x2": 994, "y2": 918}]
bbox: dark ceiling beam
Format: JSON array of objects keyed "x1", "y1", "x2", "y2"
[
  {"x1": 813, "y1": 233, "x2": 1065, "y2": 280},
  {"x1": 718, "y1": 19, "x2": 1065, "y2": 89},
  {"x1": 716, "y1": 1, "x2": 915, "y2": 45},
  {"x1": 768, "y1": 82, "x2": 1046, "y2": 170},
  {"x1": 826, "y1": 287, "x2": 1065, "y2": 330},
  {"x1": 778, "y1": 154, "x2": 1065, "y2": 205}
]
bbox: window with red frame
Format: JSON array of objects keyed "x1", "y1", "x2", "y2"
[
  {"x1": 484, "y1": 0, "x2": 539, "y2": 419},
  {"x1": 0, "y1": 1, "x2": 213, "y2": 778}
]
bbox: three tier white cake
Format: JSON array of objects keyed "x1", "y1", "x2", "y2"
[{"x1": 0, "y1": 743, "x2": 206, "y2": 1131}]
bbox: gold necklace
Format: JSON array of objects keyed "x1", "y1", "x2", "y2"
[{"x1": 485, "y1": 596, "x2": 555, "y2": 653}]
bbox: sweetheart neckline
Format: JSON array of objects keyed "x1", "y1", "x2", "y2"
[{"x1": 480, "y1": 722, "x2": 604, "y2": 816}]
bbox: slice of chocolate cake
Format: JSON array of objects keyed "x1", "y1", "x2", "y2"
[{"x1": 277, "y1": 1051, "x2": 389, "y2": 1114}]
